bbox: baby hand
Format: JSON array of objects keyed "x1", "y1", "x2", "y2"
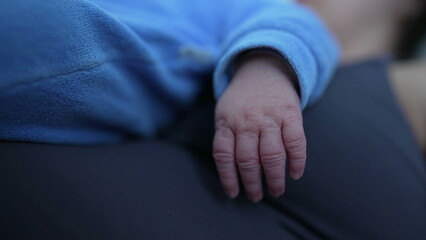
[{"x1": 213, "y1": 53, "x2": 306, "y2": 202}]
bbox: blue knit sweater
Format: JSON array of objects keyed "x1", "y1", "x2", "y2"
[{"x1": 0, "y1": 0, "x2": 339, "y2": 144}]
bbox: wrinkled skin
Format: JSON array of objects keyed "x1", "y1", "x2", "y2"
[{"x1": 213, "y1": 54, "x2": 305, "y2": 202}]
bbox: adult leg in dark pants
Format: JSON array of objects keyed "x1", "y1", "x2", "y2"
[
  {"x1": 0, "y1": 141, "x2": 295, "y2": 240},
  {"x1": 263, "y1": 59, "x2": 426, "y2": 240},
  {"x1": 2, "y1": 59, "x2": 425, "y2": 240},
  {"x1": 169, "y1": 59, "x2": 426, "y2": 240}
]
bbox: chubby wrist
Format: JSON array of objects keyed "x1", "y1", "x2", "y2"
[{"x1": 234, "y1": 48, "x2": 300, "y2": 95}]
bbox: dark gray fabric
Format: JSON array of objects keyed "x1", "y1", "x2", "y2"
[
  {"x1": 1, "y1": 58, "x2": 425, "y2": 239},
  {"x1": 170, "y1": 58, "x2": 426, "y2": 239},
  {"x1": 0, "y1": 142, "x2": 295, "y2": 240}
]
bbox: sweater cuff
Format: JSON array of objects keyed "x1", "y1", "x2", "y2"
[{"x1": 213, "y1": 29, "x2": 318, "y2": 109}]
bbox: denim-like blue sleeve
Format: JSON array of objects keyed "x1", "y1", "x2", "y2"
[{"x1": 213, "y1": 0, "x2": 340, "y2": 109}]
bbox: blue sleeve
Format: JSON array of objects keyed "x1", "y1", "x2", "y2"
[{"x1": 213, "y1": 0, "x2": 340, "y2": 109}]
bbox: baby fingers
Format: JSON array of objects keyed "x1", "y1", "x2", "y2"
[
  {"x1": 213, "y1": 124, "x2": 239, "y2": 198},
  {"x1": 259, "y1": 127, "x2": 286, "y2": 197},
  {"x1": 235, "y1": 130, "x2": 263, "y2": 202},
  {"x1": 282, "y1": 115, "x2": 306, "y2": 180}
]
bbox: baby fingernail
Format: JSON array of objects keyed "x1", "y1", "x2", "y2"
[
  {"x1": 291, "y1": 170, "x2": 303, "y2": 180},
  {"x1": 269, "y1": 189, "x2": 284, "y2": 197},
  {"x1": 226, "y1": 190, "x2": 238, "y2": 199},
  {"x1": 249, "y1": 194, "x2": 263, "y2": 203}
]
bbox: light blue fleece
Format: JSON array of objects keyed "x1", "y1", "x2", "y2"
[{"x1": 0, "y1": 0, "x2": 339, "y2": 144}]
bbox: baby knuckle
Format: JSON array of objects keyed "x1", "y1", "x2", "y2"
[
  {"x1": 213, "y1": 151, "x2": 234, "y2": 164},
  {"x1": 236, "y1": 158, "x2": 259, "y2": 171},
  {"x1": 215, "y1": 118, "x2": 232, "y2": 130},
  {"x1": 283, "y1": 116, "x2": 303, "y2": 128},
  {"x1": 282, "y1": 109, "x2": 303, "y2": 123},
  {"x1": 215, "y1": 127, "x2": 232, "y2": 137},
  {"x1": 218, "y1": 171, "x2": 237, "y2": 182},
  {"x1": 284, "y1": 104, "x2": 302, "y2": 114},
  {"x1": 235, "y1": 123, "x2": 259, "y2": 135},
  {"x1": 261, "y1": 126, "x2": 282, "y2": 134},
  {"x1": 285, "y1": 136, "x2": 306, "y2": 150},
  {"x1": 260, "y1": 152, "x2": 285, "y2": 166},
  {"x1": 241, "y1": 110, "x2": 263, "y2": 124},
  {"x1": 290, "y1": 155, "x2": 307, "y2": 164}
]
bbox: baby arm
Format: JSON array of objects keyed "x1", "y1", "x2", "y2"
[
  {"x1": 214, "y1": 51, "x2": 304, "y2": 202},
  {"x1": 212, "y1": 0, "x2": 340, "y2": 202}
]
